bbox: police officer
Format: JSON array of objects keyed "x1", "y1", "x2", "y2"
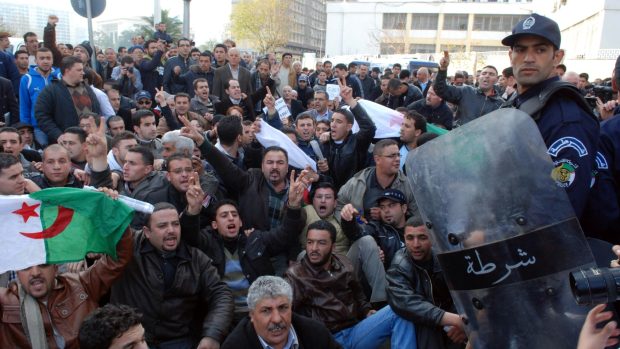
[{"x1": 502, "y1": 13, "x2": 599, "y2": 220}]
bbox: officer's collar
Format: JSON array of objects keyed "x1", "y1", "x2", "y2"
[{"x1": 515, "y1": 76, "x2": 560, "y2": 107}]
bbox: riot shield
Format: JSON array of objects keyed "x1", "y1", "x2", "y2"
[{"x1": 405, "y1": 109, "x2": 595, "y2": 348}]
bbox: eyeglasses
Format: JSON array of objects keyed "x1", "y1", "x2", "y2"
[
  {"x1": 138, "y1": 100, "x2": 152, "y2": 105},
  {"x1": 380, "y1": 153, "x2": 401, "y2": 159}
]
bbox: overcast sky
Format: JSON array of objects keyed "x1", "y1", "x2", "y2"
[{"x1": 29, "y1": 0, "x2": 232, "y2": 45}]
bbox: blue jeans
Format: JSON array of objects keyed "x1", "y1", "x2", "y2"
[{"x1": 333, "y1": 305, "x2": 417, "y2": 349}]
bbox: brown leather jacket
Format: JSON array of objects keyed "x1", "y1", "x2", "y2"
[
  {"x1": 0, "y1": 229, "x2": 133, "y2": 349},
  {"x1": 285, "y1": 254, "x2": 372, "y2": 333}
]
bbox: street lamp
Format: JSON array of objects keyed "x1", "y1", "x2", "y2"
[{"x1": 183, "y1": 0, "x2": 190, "y2": 38}]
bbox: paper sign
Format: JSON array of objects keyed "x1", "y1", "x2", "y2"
[
  {"x1": 326, "y1": 84, "x2": 340, "y2": 101},
  {"x1": 274, "y1": 98, "x2": 292, "y2": 120}
]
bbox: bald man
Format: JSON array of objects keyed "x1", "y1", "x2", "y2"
[{"x1": 212, "y1": 47, "x2": 252, "y2": 100}]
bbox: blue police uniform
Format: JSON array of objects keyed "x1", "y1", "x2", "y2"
[
  {"x1": 582, "y1": 114, "x2": 620, "y2": 242},
  {"x1": 512, "y1": 76, "x2": 599, "y2": 218}
]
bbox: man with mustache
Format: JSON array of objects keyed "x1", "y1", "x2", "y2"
[
  {"x1": 501, "y1": 14, "x2": 599, "y2": 226},
  {"x1": 110, "y1": 202, "x2": 233, "y2": 349},
  {"x1": 0, "y1": 197, "x2": 133, "y2": 348},
  {"x1": 222, "y1": 276, "x2": 341, "y2": 349},
  {"x1": 433, "y1": 53, "x2": 502, "y2": 126}
]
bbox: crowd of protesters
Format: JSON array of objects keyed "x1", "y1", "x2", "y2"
[{"x1": 0, "y1": 12, "x2": 620, "y2": 349}]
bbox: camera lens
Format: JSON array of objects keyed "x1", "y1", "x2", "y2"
[{"x1": 570, "y1": 268, "x2": 620, "y2": 305}]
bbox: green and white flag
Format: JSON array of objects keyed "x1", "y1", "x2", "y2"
[{"x1": 0, "y1": 187, "x2": 133, "y2": 274}]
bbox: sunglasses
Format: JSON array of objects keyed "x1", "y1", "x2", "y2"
[{"x1": 138, "y1": 100, "x2": 152, "y2": 105}]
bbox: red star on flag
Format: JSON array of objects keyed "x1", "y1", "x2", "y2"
[{"x1": 12, "y1": 202, "x2": 40, "y2": 223}]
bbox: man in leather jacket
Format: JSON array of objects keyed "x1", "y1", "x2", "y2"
[{"x1": 386, "y1": 218, "x2": 467, "y2": 349}]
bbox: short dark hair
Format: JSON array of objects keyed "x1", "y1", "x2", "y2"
[
  {"x1": 334, "y1": 63, "x2": 347, "y2": 71},
  {"x1": 399, "y1": 69, "x2": 411, "y2": 79},
  {"x1": 454, "y1": 72, "x2": 465, "y2": 80},
  {"x1": 190, "y1": 47, "x2": 200, "y2": 55},
  {"x1": 120, "y1": 55, "x2": 134, "y2": 65},
  {"x1": 373, "y1": 139, "x2": 399, "y2": 156},
  {"x1": 144, "y1": 202, "x2": 177, "y2": 228},
  {"x1": 193, "y1": 77, "x2": 209, "y2": 91},
  {"x1": 0, "y1": 127, "x2": 21, "y2": 143},
  {"x1": 579, "y1": 72, "x2": 589, "y2": 81},
  {"x1": 132, "y1": 109, "x2": 155, "y2": 128},
  {"x1": 144, "y1": 39, "x2": 157, "y2": 48},
  {"x1": 262, "y1": 146, "x2": 288, "y2": 163},
  {"x1": 35, "y1": 47, "x2": 51, "y2": 57},
  {"x1": 127, "y1": 146, "x2": 155, "y2": 166},
  {"x1": 23, "y1": 32, "x2": 36, "y2": 43},
  {"x1": 387, "y1": 78, "x2": 402, "y2": 91},
  {"x1": 117, "y1": 46, "x2": 126, "y2": 53},
  {"x1": 14, "y1": 50, "x2": 28, "y2": 59},
  {"x1": 63, "y1": 127, "x2": 87, "y2": 143},
  {"x1": 307, "y1": 220, "x2": 337, "y2": 243},
  {"x1": 214, "y1": 43, "x2": 227, "y2": 53},
  {"x1": 392, "y1": 63, "x2": 402, "y2": 69},
  {"x1": 0, "y1": 153, "x2": 20, "y2": 175},
  {"x1": 405, "y1": 110, "x2": 427, "y2": 133},
  {"x1": 212, "y1": 198, "x2": 240, "y2": 220},
  {"x1": 347, "y1": 62, "x2": 358, "y2": 69},
  {"x1": 60, "y1": 56, "x2": 83, "y2": 75},
  {"x1": 310, "y1": 181, "x2": 336, "y2": 201},
  {"x1": 405, "y1": 216, "x2": 425, "y2": 229},
  {"x1": 295, "y1": 112, "x2": 316, "y2": 126},
  {"x1": 282, "y1": 53, "x2": 292, "y2": 60},
  {"x1": 200, "y1": 50, "x2": 213, "y2": 59},
  {"x1": 80, "y1": 112, "x2": 101, "y2": 127},
  {"x1": 556, "y1": 64, "x2": 567, "y2": 73},
  {"x1": 165, "y1": 152, "x2": 192, "y2": 169},
  {"x1": 217, "y1": 116, "x2": 243, "y2": 146},
  {"x1": 333, "y1": 108, "x2": 354, "y2": 124},
  {"x1": 482, "y1": 65, "x2": 498, "y2": 75},
  {"x1": 174, "y1": 92, "x2": 190, "y2": 102},
  {"x1": 111, "y1": 131, "x2": 136, "y2": 149},
  {"x1": 177, "y1": 38, "x2": 190, "y2": 46},
  {"x1": 78, "y1": 304, "x2": 142, "y2": 349},
  {"x1": 502, "y1": 67, "x2": 513, "y2": 78}
]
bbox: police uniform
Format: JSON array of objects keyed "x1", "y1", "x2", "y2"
[{"x1": 503, "y1": 14, "x2": 599, "y2": 219}]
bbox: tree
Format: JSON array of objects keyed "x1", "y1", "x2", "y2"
[
  {"x1": 135, "y1": 9, "x2": 183, "y2": 42},
  {"x1": 230, "y1": 0, "x2": 292, "y2": 54},
  {"x1": 199, "y1": 39, "x2": 219, "y2": 53}
]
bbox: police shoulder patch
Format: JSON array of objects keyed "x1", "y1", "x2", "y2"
[
  {"x1": 551, "y1": 159, "x2": 578, "y2": 188},
  {"x1": 547, "y1": 137, "x2": 588, "y2": 158}
]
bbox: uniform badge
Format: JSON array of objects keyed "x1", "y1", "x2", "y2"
[
  {"x1": 523, "y1": 16, "x2": 536, "y2": 30},
  {"x1": 551, "y1": 159, "x2": 577, "y2": 188}
]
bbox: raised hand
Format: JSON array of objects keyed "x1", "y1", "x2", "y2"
[
  {"x1": 85, "y1": 117, "x2": 108, "y2": 159},
  {"x1": 338, "y1": 77, "x2": 355, "y2": 107},
  {"x1": 178, "y1": 114, "x2": 206, "y2": 146},
  {"x1": 439, "y1": 50, "x2": 450, "y2": 71},
  {"x1": 340, "y1": 203, "x2": 359, "y2": 222},
  {"x1": 263, "y1": 86, "x2": 276, "y2": 112},
  {"x1": 155, "y1": 86, "x2": 167, "y2": 107},
  {"x1": 185, "y1": 174, "x2": 205, "y2": 215},
  {"x1": 287, "y1": 169, "x2": 309, "y2": 208},
  {"x1": 270, "y1": 62, "x2": 281, "y2": 76}
]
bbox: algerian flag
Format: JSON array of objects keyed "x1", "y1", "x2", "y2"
[
  {"x1": 255, "y1": 119, "x2": 317, "y2": 171},
  {"x1": 0, "y1": 187, "x2": 133, "y2": 274},
  {"x1": 354, "y1": 99, "x2": 448, "y2": 138}
]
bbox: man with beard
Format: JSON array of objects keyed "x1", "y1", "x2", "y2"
[
  {"x1": 408, "y1": 85, "x2": 453, "y2": 130},
  {"x1": 250, "y1": 59, "x2": 277, "y2": 115},
  {"x1": 180, "y1": 170, "x2": 307, "y2": 323},
  {"x1": 434, "y1": 54, "x2": 502, "y2": 125},
  {"x1": 285, "y1": 220, "x2": 416, "y2": 349},
  {"x1": 19, "y1": 48, "x2": 61, "y2": 147},
  {"x1": 109, "y1": 202, "x2": 233, "y2": 349},
  {"x1": 222, "y1": 276, "x2": 341, "y2": 349}
]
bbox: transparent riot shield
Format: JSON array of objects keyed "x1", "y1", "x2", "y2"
[{"x1": 405, "y1": 109, "x2": 595, "y2": 349}]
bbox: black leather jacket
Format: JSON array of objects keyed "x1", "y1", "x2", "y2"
[
  {"x1": 387, "y1": 248, "x2": 460, "y2": 349},
  {"x1": 341, "y1": 218, "x2": 404, "y2": 268}
]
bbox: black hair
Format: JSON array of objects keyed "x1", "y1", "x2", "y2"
[
  {"x1": 0, "y1": 153, "x2": 19, "y2": 175},
  {"x1": 132, "y1": 109, "x2": 155, "y2": 128},
  {"x1": 63, "y1": 127, "x2": 87, "y2": 143},
  {"x1": 60, "y1": 56, "x2": 83, "y2": 75},
  {"x1": 262, "y1": 146, "x2": 288, "y2": 163},
  {"x1": 127, "y1": 146, "x2": 155, "y2": 166},
  {"x1": 309, "y1": 181, "x2": 336, "y2": 200},
  {"x1": 307, "y1": 220, "x2": 337, "y2": 243},
  {"x1": 78, "y1": 304, "x2": 143, "y2": 349},
  {"x1": 217, "y1": 116, "x2": 243, "y2": 146}
]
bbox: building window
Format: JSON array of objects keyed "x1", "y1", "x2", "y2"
[
  {"x1": 409, "y1": 44, "x2": 436, "y2": 54},
  {"x1": 383, "y1": 13, "x2": 407, "y2": 30},
  {"x1": 440, "y1": 45, "x2": 467, "y2": 53},
  {"x1": 473, "y1": 14, "x2": 523, "y2": 31},
  {"x1": 443, "y1": 14, "x2": 469, "y2": 30},
  {"x1": 411, "y1": 13, "x2": 438, "y2": 30},
  {"x1": 471, "y1": 45, "x2": 508, "y2": 52},
  {"x1": 381, "y1": 43, "x2": 406, "y2": 54}
]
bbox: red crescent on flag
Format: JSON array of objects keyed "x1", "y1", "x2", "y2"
[{"x1": 19, "y1": 206, "x2": 74, "y2": 239}]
